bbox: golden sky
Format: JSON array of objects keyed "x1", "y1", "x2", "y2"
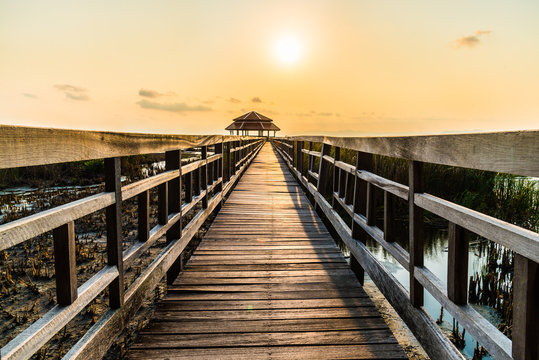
[{"x1": 1, "y1": 1, "x2": 538, "y2": 136}]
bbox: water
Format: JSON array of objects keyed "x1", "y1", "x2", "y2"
[{"x1": 364, "y1": 227, "x2": 499, "y2": 359}]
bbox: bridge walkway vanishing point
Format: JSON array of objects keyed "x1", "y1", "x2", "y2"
[{"x1": 127, "y1": 143, "x2": 408, "y2": 359}]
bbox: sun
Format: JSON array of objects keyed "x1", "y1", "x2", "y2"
[{"x1": 275, "y1": 35, "x2": 302, "y2": 65}]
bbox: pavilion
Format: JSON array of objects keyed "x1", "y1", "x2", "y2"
[{"x1": 225, "y1": 111, "x2": 280, "y2": 137}]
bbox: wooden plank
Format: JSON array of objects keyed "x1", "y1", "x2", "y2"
[
  {"x1": 0, "y1": 125, "x2": 255, "y2": 169},
  {"x1": 415, "y1": 192, "x2": 539, "y2": 263},
  {"x1": 52, "y1": 221, "x2": 77, "y2": 305},
  {"x1": 0, "y1": 192, "x2": 114, "y2": 251},
  {"x1": 447, "y1": 223, "x2": 468, "y2": 305},
  {"x1": 128, "y1": 344, "x2": 407, "y2": 360},
  {"x1": 141, "y1": 317, "x2": 387, "y2": 334},
  {"x1": 165, "y1": 150, "x2": 182, "y2": 285},
  {"x1": 105, "y1": 157, "x2": 124, "y2": 308},
  {"x1": 158, "y1": 298, "x2": 373, "y2": 310},
  {"x1": 512, "y1": 255, "x2": 539, "y2": 360},
  {"x1": 137, "y1": 190, "x2": 150, "y2": 242},
  {"x1": 132, "y1": 329, "x2": 397, "y2": 348},
  {"x1": 281, "y1": 130, "x2": 539, "y2": 176},
  {"x1": 409, "y1": 160, "x2": 424, "y2": 307}
]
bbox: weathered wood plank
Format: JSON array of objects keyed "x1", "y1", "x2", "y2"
[
  {"x1": 0, "y1": 125, "x2": 257, "y2": 169},
  {"x1": 282, "y1": 130, "x2": 539, "y2": 176}
]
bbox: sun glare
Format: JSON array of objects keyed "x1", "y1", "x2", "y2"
[{"x1": 275, "y1": 35, "x2": 302, "y2": 65}]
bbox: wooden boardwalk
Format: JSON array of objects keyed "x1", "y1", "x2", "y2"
[{"x1": 127, "y1": 143, "x2": 407, "y2": 360}]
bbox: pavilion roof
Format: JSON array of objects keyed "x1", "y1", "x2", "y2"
[{"x1": 225, "y1": 111, "x2": 280, "y2": 131}]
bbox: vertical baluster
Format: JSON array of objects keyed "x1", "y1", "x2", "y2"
[
  {"x1": 53, "y1": 221, "x2": 77, "y2": 305},
  {"x1": 332, "y1": 147, "x2": 341, "y2": 207},
  {"x1": 225, "y1": 141, "x2": 231, "y2": 182},
  {"x1": 105, "y1": 157, "x2": 123, "y2": 308},
  {"x1": 352, "y1": 151, "x2": 372, "y2": 237},
  {"x1": 409, "y1": 160, "x2": 424, "y2": 307},
  {"x1": 344, "y1": 171, "x2": 354, "y2": 205},
  {"x1": 296, "y1": 141, "x2": 304, "y2": 175},
  {"x1": 317, "y1": 143, "x2": 331, "y2": 196},
  {"x1": 513, "y1": 255, "x2": 539, "y2": 360},
  {"x1": 201, "y1": 146, "x2": 208, "y2": 208},
  {"x1": 165, "y1": 150, "x2": 182, "y2": 284},
  {"x1": 383, "y1": 192, "x2": 394, "y2": 242},
  {"x1": 447, "y1": 222, "x2": 468, "y2": 304},
  {"x1": 366, "y1": 182, "x2": 376, "y2": 226},
  {"x1": 138, "y1": 190, "x2": 150, "y2": 242},
  {"x1": 158, "y1": 180, "x2": 168, "y2": 226},
  {"x1": 307, "y1": 141, "x2": 314, "y2": 177},
  {"x1": 351, "y1": 151, "x2": 373, "y2": 284}
]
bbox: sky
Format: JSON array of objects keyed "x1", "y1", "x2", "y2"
[{"x1": 1, "y1": 0, "x2": 538, "y2": 136}]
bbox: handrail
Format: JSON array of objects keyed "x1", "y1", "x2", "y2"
[
  {"x1": 273, "y1": 132, "x2": 538, "y2": 360},
  {"x1": 282, "y1": 130, "x2": 539, "y2": 176},
  {"x1": 0, "y1": 125, "x2": 259, "y2": 169},
  {"x1": 0, "y1": 129, "x2": 265, "y2": 360}
]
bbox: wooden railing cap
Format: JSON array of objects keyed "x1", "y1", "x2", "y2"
[
  {"x1": 0, "y1": 125, "x2": 262, "y2": 169},
  {"x1": 279, "y1": 130, "x2": 539, "y2": 176}
]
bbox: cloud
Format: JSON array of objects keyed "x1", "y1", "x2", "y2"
[
  {"x1": 22, "y1": 93, "x2": 37, "y2": 99},
  {"x1": 454, "y1": 30, "x2": 492, "y2": 48},
  {"x1": 137, "y1": 99, "x2": 212, "y2": 113},
  {"x1": 54, "y1": 84, "x2": 90, "y2": 101},
  {"x1": 138, "y1": 89, "x2": 162, "y2": 98},
  {"x1": 251, "y1": 97, "x2": 263, "y2": 103},
  {"x1": 228, "y1": 97, "x2": 241, "y2": 103}
]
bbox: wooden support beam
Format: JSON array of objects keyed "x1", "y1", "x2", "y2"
[
  {"x1": 165, "y1": 150, "x2": 182, "y2": 285},
  {"x1": 201, "y1": 146, "x2": 208, "y2": 208},
  {"x1": 53, "y1": 221, "x2": 77, "y2": 305},
  {"x1": 409, "y1": 160, "x2": 424, "y2": 307},
  {"x1": 366, "y1": 183, "x2": 376, "y2": 226},
  {"x1": 513, "y1": 255, "x2": 539, "y2": 360},
  {"x1": 352, "y1": 151, "x2": 372, "y2": 239},
  {"x1": 383, "y1": 192, "x2": 394, "y2": 242},
  {"x1": 447, "y1": 222, "x2": 468, "y2": 305},
  {"x1": 332, "y1": 147, "x2": 340, "y2": 208},
  {"x1": 137, "y1": 190, "x2": 149, "y2": 242},
  {"x1": 105, "y1": 157, "x2": 123, "y2": 308},
  {"x1": 344, "y1": 172, "x2": 354, "y2": 205},
  {"x1": 158, "y1": 181, "x2": 168, "y2": 225},
  {"x1": 215, "y1": 142, "x2": 224, "y2": 194},
  {"x1": 316, "y1": 143, "x2": 331, "y2": 196}
]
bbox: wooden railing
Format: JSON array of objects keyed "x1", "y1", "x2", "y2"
[
  {"x1": 0, "y1": 125, "x2": 265, "y2": 360},
  {"x1": 273, "y1": 131, "x2": 538, "y2": 360}
]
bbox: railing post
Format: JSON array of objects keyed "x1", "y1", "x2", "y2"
[
  {"x1": 352, "y1": 151, "x2": 372, "y2": 238},
  {"x1": 447, "y1": 222, "x2": 468, "y2": 304},
  {"x1": 308, "y1": 142, "x2": 314, "y2": 176},
  {"x1": 332, "y1": 147, "x2": 341, "y2": 208},
  {"x1": 383, "y1": 192, "x2": 394, "y2": 242},
  {"x1": 225, "y1": 141, "x2": 231, "y2": 182},
  {"x1": 366, "y1": 182, "x2": 376, "y2": 226},
  {"x1": 317, "y1": 143, "x2": 331, "y2": 196},
  {"x1": 158, "y1": 180, "x2": 168, "y2": 226},
  {"x1": 165, "y1": 150, "x2": 182, "y2": 285},
  {"x1": 351, "y1": 151, "x2": 373, "y2": 284},
  {"x1": 201, "y1": 146, "x2": 208, "y2": 208},
  {"x1": 513, "y1": 255, "x2": 539, "y2": 360},
  {"x1": 409, "y1": 160, "x2": 424, "y2": 307},
  {"x1": 296, "y1": 141, "x2": 304, "y2": 175},
  {"x1": 105, "y1": 157, "x2": 123, "y2": 308},
  {"x1": 53, "y1": 221, "x2": 77, "y2": 305},
  {"x1": 138, "y1": 190, "x2": 150, "y2": 242}
]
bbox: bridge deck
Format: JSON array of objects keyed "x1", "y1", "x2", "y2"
[{"x1": 128, "y1": 143, "x2": 407, "y2": 359}]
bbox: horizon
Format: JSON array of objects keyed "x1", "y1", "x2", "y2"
[{"x1": 1, "y1": 1, "x2": 538, "y2": 136}]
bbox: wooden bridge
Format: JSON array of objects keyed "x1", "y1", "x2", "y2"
[
  {"x1": 128, "y1": 144, "x2": 406, "y2": 359},
  {"x1": 0, "y1": 126, "x2": 538, "y2": 360}
]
